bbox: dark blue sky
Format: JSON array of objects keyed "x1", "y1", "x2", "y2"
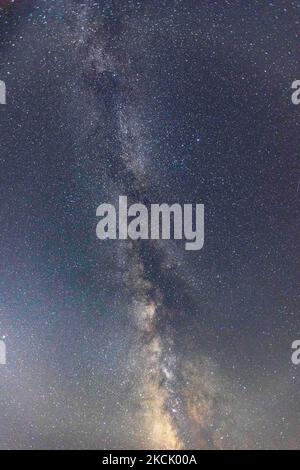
[{"x1": 0, "y1": 0, "x2": 299, "y2": 449}]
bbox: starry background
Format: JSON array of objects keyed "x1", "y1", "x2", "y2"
[{"x1": 0, "y1": 0, "x2": 299, "y2": 450}]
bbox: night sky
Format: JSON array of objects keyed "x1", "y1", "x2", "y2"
[{"x1": 0, "y1": 0, "x2": 299, "y2": 450}]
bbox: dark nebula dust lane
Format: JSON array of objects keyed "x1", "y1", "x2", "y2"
[{"x1": 0, "y1": 0, "x2": 299, "y2": 449}]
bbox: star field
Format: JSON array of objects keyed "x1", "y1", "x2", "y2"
[{"x1": 0, "y1": 0, "x2": 299, "y2": 449}]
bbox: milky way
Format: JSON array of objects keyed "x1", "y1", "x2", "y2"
[{"x1": 0, "y1": 0, "x2": 299, "y2": 450}]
